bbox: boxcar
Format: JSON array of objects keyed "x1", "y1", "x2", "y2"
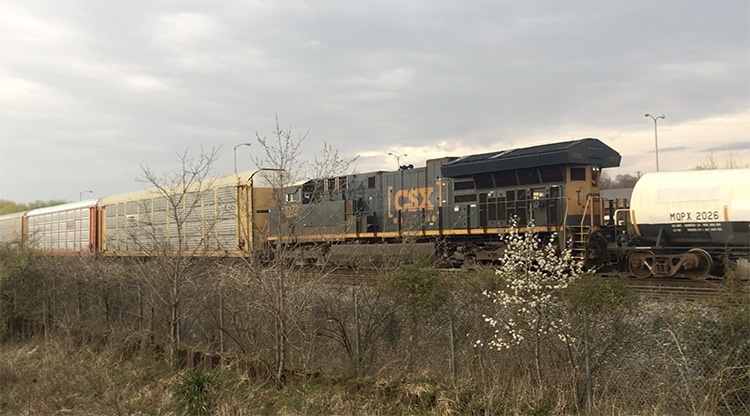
[
  {"x1": 0, "y1": 211, "x2": 27, "y2": 245},
  {"x1": 98, "y1": 170, "x2": 276, "y2": 257},
  {"x1": 26, "y1": 200, "x2": 99, "y2": 255}
]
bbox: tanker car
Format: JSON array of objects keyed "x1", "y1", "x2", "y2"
[{"x1": 621, "y1": 168, "x2": 750, "y2": 279}]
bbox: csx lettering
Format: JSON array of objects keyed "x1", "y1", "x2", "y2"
[{"x1": 394, "y1": 187, "x2": 434, "y2": 211}]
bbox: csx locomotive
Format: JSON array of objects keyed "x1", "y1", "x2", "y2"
[
  {"x1": 268, "y1": 137, "x2": 620, "y2": 269},
  {"x1": 2, "y1": 138, "x2": 748, "y2": 279}
]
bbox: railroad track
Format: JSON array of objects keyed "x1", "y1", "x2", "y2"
[
  {"x1": 309, "y1": 268, "x2": 749, "y2": 301},
  {"x1": 627, "y1": 279, "x2": 720, "y2": 301},
  {"x1": 624, "y1": 276, "x2": 750, "y2": 301}
]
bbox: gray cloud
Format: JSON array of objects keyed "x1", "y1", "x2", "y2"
[
  {"x1": 1, "y1": 0, "x2": 748, "y2": 202},
  {"x1": 705, "y1": 141, "x2": 750, "y2": 152}
]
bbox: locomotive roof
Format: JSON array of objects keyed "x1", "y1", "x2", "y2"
[{"x1": 440, "y1": 137, "x2": 621, "y2": 178}]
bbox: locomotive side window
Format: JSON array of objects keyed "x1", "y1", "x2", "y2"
[
  {"x1": 518, "y1": 169, "x2": 540, "y2": 185},
  {"x1": 454, "y1": 194, "x2": 477, "y2": 203},
  {"x1": 570, "y1": 167, "x2": 586, "y2": 181},
  {"x1": 313, "y1": 180, "x2": 325, "y2": 203},
  {"x1": 550, "y1": 186, "x2": 560, "y2": 198},
  {"x1": 338, "y1": 177, "x2": 348, "y2": 190},
  {"x1": 540, "y1": 167, "x2": 564, "y2": 182},
  {"x1": 368, "y1": 176, "x2": 376, "y2": 188},
  {"x1": 327, "y1": 178, "x2": 336, "y2": 200},
  {"x1": 549, "y1": 185, "x2": 560, "y2": 224},
  {"x1": 475, "y1": 174, "x2": 494, "y2": 189},
  {"x1": 517, "y1": 189, "x2": 527, "y2": 200},
  {"x1": 487, "y1": 196, "x2": 506, "y2": 222},
  {"x1": 516, "y1": 189, "x2": 527, "y2": 224},
  {"x1": 454, "y1": 180, "x2": 475, "y2": 191},
  {"x1": 505, "y1": 190, "x2": 516, "y2": 221},
  {"x1": 494, "y1": 172, "x2": 517, "y2": 187},
  {"x1": 301, "y1": 183, "x2": 313, "y2": 204}
]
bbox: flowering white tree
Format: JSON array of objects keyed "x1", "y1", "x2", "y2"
[{"x1": 476, "y1": 219, "x2": 583, "y2": 379}]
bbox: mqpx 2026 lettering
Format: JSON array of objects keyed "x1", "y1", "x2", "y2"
[{"x1": 669, "y1": 210, "x2": 720, "y2": 222}]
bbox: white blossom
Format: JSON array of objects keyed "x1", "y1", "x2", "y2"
[{"x1": 476, "y1": 217, "x2": 581, "y2": 350}]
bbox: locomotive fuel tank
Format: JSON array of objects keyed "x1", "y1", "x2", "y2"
[{"x1": 630, "y1": 169, "x2": 750, "y2": 247}]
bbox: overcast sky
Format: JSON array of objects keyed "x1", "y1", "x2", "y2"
[{"x1": 1, "y1": 0, "x2": 748, "y2": 203}]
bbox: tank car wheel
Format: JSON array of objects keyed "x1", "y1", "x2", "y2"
[
  {"x1": 629, "y1": 250, "x2": 654, "y2": 279},
  {"x1": 684, "y1": 248, "x2": 712, "y2": 280}
]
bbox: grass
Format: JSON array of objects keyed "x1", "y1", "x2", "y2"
[{"x1": 0, "y1": 338, "x2": 488, "y2": 415}]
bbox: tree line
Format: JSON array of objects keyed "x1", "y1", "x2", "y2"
[{"x1": 0, "y1": 199, "x2": 68, "y2": 215}]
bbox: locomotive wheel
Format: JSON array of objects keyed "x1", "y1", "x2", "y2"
[
  {"x1": 684, "y1": 249, "x2": 712, "y2": 280},
  {"x1": 629, "y1": 250, "x2": 654, "y2": 279},
  {"x1": 463, "y1": 255, "x2": 477, "y2": 269}
]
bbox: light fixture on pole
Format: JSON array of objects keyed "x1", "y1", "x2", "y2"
[
  {"x1": 644, "y1": 113, "x2": 665, "y2": 172},
  {"x1": 388, "y1": 152, "x2": 407, "y2": 168},
  {"x1": 79, "y1": 190, "x2": 93, "y2": 201},
  {"x1": 234, "y1": 142, "x2": 252, "y2": 176}
]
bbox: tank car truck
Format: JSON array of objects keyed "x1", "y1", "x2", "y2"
[{"x1": 267, "y1": 138, "x2": 621, "y2": 268}]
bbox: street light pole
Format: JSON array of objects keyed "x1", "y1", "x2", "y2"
[
  {"x1": 644, "y1": 113, "x2": 665, "y2": 172},
  {"x1": 234, "y1": 142, "x2": 252, "y2": 177},
  {"x1": 79, "y1": 190, "x2": 93, "y2": 201},
  {"x1": 388, "y1": 152, "x2": 407, "y2": 169},
  {"x1": 388, "y1": 152, "x2": 408, "y2": 234}
]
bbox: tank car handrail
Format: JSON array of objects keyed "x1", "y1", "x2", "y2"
[{"x1": 613, "y1": 208, "x2": 630, "y2": 227}]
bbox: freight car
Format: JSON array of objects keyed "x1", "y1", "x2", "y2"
[
  {"x1": 26, "y1": 200, "x2": 100, "y2": 255},
  {"x1": 0, "y1": 211, "x2": 26, "y2": 247},
  {"x1": 621, "y1": 168, "x2": 750, "y2": 279},
  {"x1": 267, "y1": 138, "x2": 621, "y2": 268},
  {"x1": 97, "y1": 170, "x2": 275, "y2": 257},
  {"x1": 0, "y1": 171, "x2": 276, "y2": 259}
]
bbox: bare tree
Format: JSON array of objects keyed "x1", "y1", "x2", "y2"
[
  {"x1": 129, "y1": 147, "x2": 225, "y2": 367},
  {"x1": 235, "y1": 115, "x2": 357, "y2": 386},
  {"x1": 694, "y1": 152, "x2": 748, "y2": 170},
  {"x1": 600, "y1": 172, "x2": 640, "y2": 189}
]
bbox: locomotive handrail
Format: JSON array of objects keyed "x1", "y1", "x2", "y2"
[
  {"x1": 572, "y1": 194, "x2": 606, "y2": 260},
  {"x1": 562, "y1": 198, "x2": 571, "y2": 244}
]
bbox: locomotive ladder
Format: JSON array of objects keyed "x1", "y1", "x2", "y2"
[
  {"x1": 571, "y1": 226, "x2": 589, "y2": 262},
  {"x1": 571, "y1": 196, "x2": 605, "y2": 262}
]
